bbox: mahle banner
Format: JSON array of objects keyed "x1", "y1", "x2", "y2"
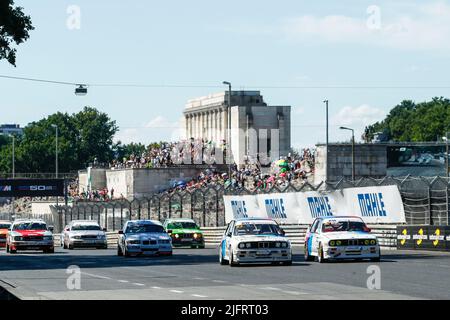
[{"x1": 223, "y1": 185, "x2": 405, "y2": 224}]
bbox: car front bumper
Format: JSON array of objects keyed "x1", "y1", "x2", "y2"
[
  {"x1": 69, "y1": 239, "x2": 107, "y2": 248},
  {"x1": 126, "y1": 244, "x2": 172, "y2": 255},
  {"x1": 324, "y1": 245, "x2": 380, "y2": 259},
  {"x1": 0, "y1": 239, "x2": 6, "y2": 247},
  {"x1": 9, "y1": 241, "x2": 54, "y2": 251},
  {"x1": 233, "y1": 249, "x2": 292, "y2": 263},
  {"x1": 171, "y1": 237, "x2": 204, "y2": 247}
]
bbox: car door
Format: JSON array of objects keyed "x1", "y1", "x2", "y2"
[
  {"x1": 310, "y1": 219, "x2": 322, "y2": 256},
  {"x1": 221, "y1": 221, "x2": 234, "y2": 260}
]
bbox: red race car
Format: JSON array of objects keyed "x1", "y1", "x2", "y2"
[
  {"x1": 0, "y1": 220, "x2": 11, "y2": 248},
  {"x1": 6, "y1": 219, "x2": 54, "y2": 254}
]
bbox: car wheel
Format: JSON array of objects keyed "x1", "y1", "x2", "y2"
[
  {"x1": 370, "y1": 255, "x2": 381, "y2": 262},
  {"x1": 63, "y1": 240, "x2": 67, "y2": 249},
  {"x1": 282, "y1": 260, "x2": 293, "y2": 266},
  {"x1": 219, "y1": 247, "x2": 228, "y2": 265},
  {"x1": 6, "y1": 244, "x2": 9, "y2": 253},
  {"x1": 10, "y1": 248, "x2": 17, "y2": 254},
  {"x1": 124, "y1": 246, "x2": 131, "y2": 257},
  {"x1": 304, "y1": 244, "x2": 314, "y2": 262},
  {"x1": 68, "y1": 243, "x2": 74, "y2": 250},
  {"x1": 229, "y1": 250, "x2": 238, "y2": 267},
  {"x1": 317, "y1": 244, "x2": 327, "y2": 263},
  {"x1": 117, "y1": 244, "x2": 123, "y2": 256}
]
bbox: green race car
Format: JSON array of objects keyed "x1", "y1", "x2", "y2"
[{"x1": 163, "y1": 218, "x2": 205, "y2": 248}]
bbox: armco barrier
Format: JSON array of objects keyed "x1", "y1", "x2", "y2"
[{"x1": 54, "y1": 225, "x2": 398, "y2": 249}]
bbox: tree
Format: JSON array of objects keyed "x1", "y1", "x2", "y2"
[
  {"x1": 0, "y1": 0, "x2": 34, "y2": 66},
  {"x1": 0, "y1": 107, "x2": 118, "y2": 174},
  {"x1": 114, "y1": 142, "x2": 147, "y2": 162},
  {"x1": 365, "y1": 97, "x2": 450, "y2": 142}
]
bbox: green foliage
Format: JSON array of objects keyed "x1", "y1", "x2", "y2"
[
  {"x1": 0, "y1": 107, "x2": 118, "y2": 173},
  {"x1": 365, "y1": 97, "x2": 450, "y2": 142},
  {"x1": 0, "y1": 0, "x2": 34, "y2": 66},
  {"x1": 114, "y1": 142, "x2": 147, "y2": 161}
]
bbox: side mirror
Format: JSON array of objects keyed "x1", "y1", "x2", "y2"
[
  {"x1": 226, "y1": 232, "x2": 232, "y2": 237},
  {"x1": 167, "y1": 229, "x2": 173, "y2": 234},
  {"x1": 103, "y1": 228, "x2": 107, "y2": 232},
  {"x1": 118, "y1": 230, "x2": 124, "y2": 234},
  {"x1": 280, "y1": 229, "x2": 286, "y2": 236},
  {"x1": 365, "y1": 227, "x2": 371, "y2": 233},
  {"x1": 48, "y1": 226, "x2": 54, "y2": 232}
]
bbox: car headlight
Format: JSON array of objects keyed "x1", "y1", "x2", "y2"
[
  {"x1": 193, "y1": 233, "x2": 202, "y2": 239},
  {"x1": 98, "y1": 235, "x2": 106, "y2": 239},
  {"x1": 238, "y1": 243, "x2": 245, "y2": 249},
  {"x1": 364, "y1": 239, "x2": 370, "y2": 245},
  {"x1": 126, "y1": 239, "x2": 140, "y2": 244},
  {"x1": 329, "y1": 240, "x2": 336, "y2": 247},
  {"x1": 275, "y1": 242, "x2": 281, "y2": 248},
  {"x1": 174, "y1": 234, "x2": 179, "y2": 239},
  {"x1": 370, "y1": 239, "x2": 377, "y2": 245},
  {"x1": 14, "y1": 236, "x2": 23, "y2": 241},
  {"x1": 43, "y1": 236, "x2": 53, "y2": 241},
  {"x1": 336, "y1": 240, "x2": 342, "y2": 246},
  {"x1": 71, "y1": 235, "x2": 81, "y2": 239},
  {"x1": 245, "y1": 242, "x2": 251, "y2": 248},
  {"x1": 281, "y1": 242, "x2": 288, "y2": 248}
]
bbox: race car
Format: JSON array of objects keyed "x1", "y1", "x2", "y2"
[
  {"x1": 219, "y1": 218, "x2": 292, "y2": 266},
  {"x1": 6, "y1": 219, "x2": 54, "y2": 254},
  {"x1": 163, "y1": 218, "x2": 205, "y2": 248},
  {"x1": 117, "y1": 220, "x2": 172, "y2": 257},
  {"x1": 304, "y1": 216, "x2": 380, "y2": 263},
  {"x1": 61, "y1": 220, "x2": 108, "y2": 250},
  {"x1": 0, "y1": 220, "x2": 11, "y2": 249}
]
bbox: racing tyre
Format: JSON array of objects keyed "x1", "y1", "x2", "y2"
[
  {"x1": 304, "y1": 245, "x2": 314, "y2": 262},
  {"x1": 10, "y1": 248, "x2": 17, "y2": 254},
  {"x1": 282, "y1": 260, "x2": 293, "y2": 266},
  {"x1": 219, "y1": 247, "x2": 228, "y2": 265},
  {"x1": 6, "y1": 244, "x2": 9, "y2": 253},
  {"x1": 68, "y1": 244, "x2": 74, "y2": 250},
  {"x1": 317, "y1": 244, "x2": 327, "y2": 263},
  {"x1": 370, "y1": 255, "x2": 381, "y2": 262},
  {"x1": 63, "y1": 241, "x2": 67, "y2": 249},
  {"x1": 117, "y1": 244, "x2": 123, "y2": 256},
  {"x1": 229, "y1": 250, "x2": 239, "y2": 267},
  {"x1": 124, "y1": 246, "x2": 131, "y2": 257},
  {"x1": 44, "y1": 248, "x2": 54, "y2": 254}
]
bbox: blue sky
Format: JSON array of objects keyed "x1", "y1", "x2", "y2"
[{"x1": 1, "y1": 0, "x2": 450, "y2": 148}]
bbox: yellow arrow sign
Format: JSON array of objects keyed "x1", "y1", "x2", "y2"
[
  {"x1": 433, "y1": 229, "x2": 441, "y2": 246},
  {"x1": 401, "y1": 228, "x2": 407, "y2": 245},
  {"x1": 416, "y1": 228, "x2": 424, "y2": 246}
]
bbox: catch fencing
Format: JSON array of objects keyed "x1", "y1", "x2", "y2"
[{"x1": 52, "y1": 175, "x2": 450, "y2": 232}]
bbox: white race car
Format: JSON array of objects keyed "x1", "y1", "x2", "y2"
[
  {"x1": 304, "y1": 216, "x2": 380, "y2": 263},
  {"x1": 219, "y1": 218, "x2": 292, "y2": 266}
]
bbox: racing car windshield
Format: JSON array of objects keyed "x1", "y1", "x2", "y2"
[
  {"x1": 13, "y1": 222, "x2": 47, "y2": 230},
  {"x1": 71, "y1": 224, "x2": 101, "y2": 231},
  {"x1": 0, "y1": 223, "x2": 11, "y2": 229},
  {"x1": 167, "y1": 222, "x2": 198, "y2": 230},
  {"x1": 126, "y1": 224, "x2": 165, "y2": 234},
  {"x1": 322, "y1": 220, "x2": 369, "y2": 233},
  {"x1": 234, "y1": 223, "x2": 283, "y2": 236}
]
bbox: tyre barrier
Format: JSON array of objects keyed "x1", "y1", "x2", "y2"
[{"x1": 397, "y1": 225, "x2": 450, "y2": 251}]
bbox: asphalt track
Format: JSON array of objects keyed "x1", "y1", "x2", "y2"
[{"x1": 0, "y1": 246, "x2": 449, "y2": 300}]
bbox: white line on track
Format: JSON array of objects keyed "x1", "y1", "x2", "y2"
[
  {"x1": 118, "y1": 280, "x2": 129, "y2": 283},
  {"x1": 212, "y1": 280, "x2": 227, "y2": 283},
  {"x1": 282, "y1": 290, "x2": 306, "y2": 295},
  {"x1": 133, "y1": 283, "x2": 145, "y2": 286},
  {"x1": 81, "y1": 272, "x2": 111, "y2": 280},
  {"x1": 261, "y1": 287, "x2": 281, "y2": 291},
  {"x1": 151, "y1": 286, "x2": 161, "y2": 289},
  {"x1": 192, "y1": 294, "x2": 207, "y2": 298},
  {"x1": 170, "y1": 290, "x2": 184, "y2": 294}
]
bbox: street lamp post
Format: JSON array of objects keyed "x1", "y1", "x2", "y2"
[
  {"x1": 11, "y1": 134, "x2": 15, "y2": 221},
  {"x1": 443, "y1": 134, "x2": 449, "y2": 177},
  {"x1": 222, "y1": 81, "x2": 232, "y2": 179},
  {"x1": 340, "y1": 126, "x2": 355, "y2": 181},
  {"x1": 51, "y1": 124, "x2": 59, "y2": 209},
  {"x1": 323, "y1": 100, "x2": 329, "y2": 182}
]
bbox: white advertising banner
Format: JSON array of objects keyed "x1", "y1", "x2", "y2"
[{"x1": 223, "y1": 185, "x2": 406, "y2": 224}]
